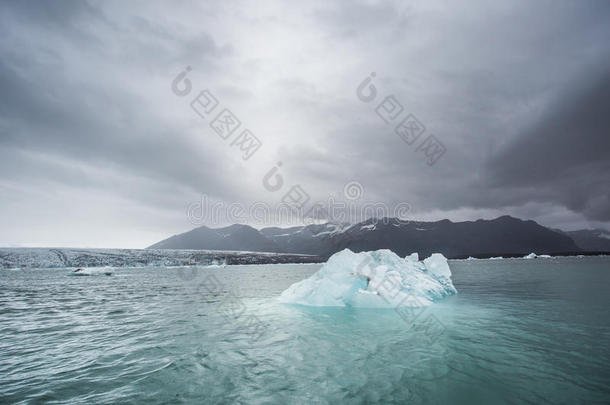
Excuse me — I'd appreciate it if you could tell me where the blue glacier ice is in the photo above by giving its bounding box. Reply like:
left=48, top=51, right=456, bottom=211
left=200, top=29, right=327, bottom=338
left=279, top=249, right=457, bottom=308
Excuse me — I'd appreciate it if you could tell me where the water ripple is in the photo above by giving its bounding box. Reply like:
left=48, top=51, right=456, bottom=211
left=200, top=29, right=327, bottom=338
left=1, top=260, right=609, bottom=403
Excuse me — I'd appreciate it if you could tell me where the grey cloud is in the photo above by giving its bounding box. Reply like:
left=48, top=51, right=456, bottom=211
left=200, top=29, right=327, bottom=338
left=486, top=66, right=610, bottom=221
left=313, top=0, right=410, bottom=38
left=0, top=1, right=240, bottom=201
left=1, top=0, right=610, bottom=247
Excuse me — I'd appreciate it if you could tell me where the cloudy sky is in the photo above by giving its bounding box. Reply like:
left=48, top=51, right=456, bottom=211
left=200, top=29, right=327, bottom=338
left=1, top=0, right=609, bottom=248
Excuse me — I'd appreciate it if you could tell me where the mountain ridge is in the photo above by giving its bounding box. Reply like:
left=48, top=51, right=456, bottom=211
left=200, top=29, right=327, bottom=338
left=147, top=215, right=602, bottom=259
left=559, top=229, right=610, bottom=252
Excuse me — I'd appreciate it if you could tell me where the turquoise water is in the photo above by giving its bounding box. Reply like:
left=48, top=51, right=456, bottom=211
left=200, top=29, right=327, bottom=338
left=1, top=257, right=609, bottom=404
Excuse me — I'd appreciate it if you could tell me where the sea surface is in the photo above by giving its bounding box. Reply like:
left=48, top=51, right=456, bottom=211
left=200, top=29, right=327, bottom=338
left=1, top=256, right=609, bottom=404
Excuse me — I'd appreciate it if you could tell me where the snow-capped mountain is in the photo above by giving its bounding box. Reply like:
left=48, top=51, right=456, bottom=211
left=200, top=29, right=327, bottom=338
left=149, top=216, right=583, bottom=258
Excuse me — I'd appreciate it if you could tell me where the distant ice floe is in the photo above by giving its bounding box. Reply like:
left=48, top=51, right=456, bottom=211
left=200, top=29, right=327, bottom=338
left=68, top=267, right=113, bottom=276
left=523, top=253, right=554, bottom=259
left=205, top=258, right=228, bottom=268
left=279, top=249, right=456, bottom=308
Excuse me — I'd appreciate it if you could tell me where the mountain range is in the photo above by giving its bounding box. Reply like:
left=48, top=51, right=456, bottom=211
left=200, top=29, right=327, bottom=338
left=148, top=216, right=610, bottom=259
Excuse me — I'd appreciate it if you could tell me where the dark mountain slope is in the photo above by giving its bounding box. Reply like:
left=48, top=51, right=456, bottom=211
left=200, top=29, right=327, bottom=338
left=149, top=216, right=581, bottom=259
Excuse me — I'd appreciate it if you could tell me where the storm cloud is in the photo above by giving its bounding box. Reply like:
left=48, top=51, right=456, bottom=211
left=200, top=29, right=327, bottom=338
left=1, top=0, right=609, bottom=247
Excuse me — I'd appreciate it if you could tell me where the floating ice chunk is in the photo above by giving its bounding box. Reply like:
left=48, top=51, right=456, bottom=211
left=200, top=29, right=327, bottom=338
left=278, top=249, right=457, bottom=308
left=69, top=267, right=113, bottom=276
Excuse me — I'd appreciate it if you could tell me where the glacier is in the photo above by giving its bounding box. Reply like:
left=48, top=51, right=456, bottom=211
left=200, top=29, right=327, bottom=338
left=0, top=248, right=321, bottom=269
left=279, top=249, right=457, bottom=308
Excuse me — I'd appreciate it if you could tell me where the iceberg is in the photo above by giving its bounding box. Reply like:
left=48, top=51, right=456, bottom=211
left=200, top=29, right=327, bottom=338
left=278, top=249, right=456, bottom=308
